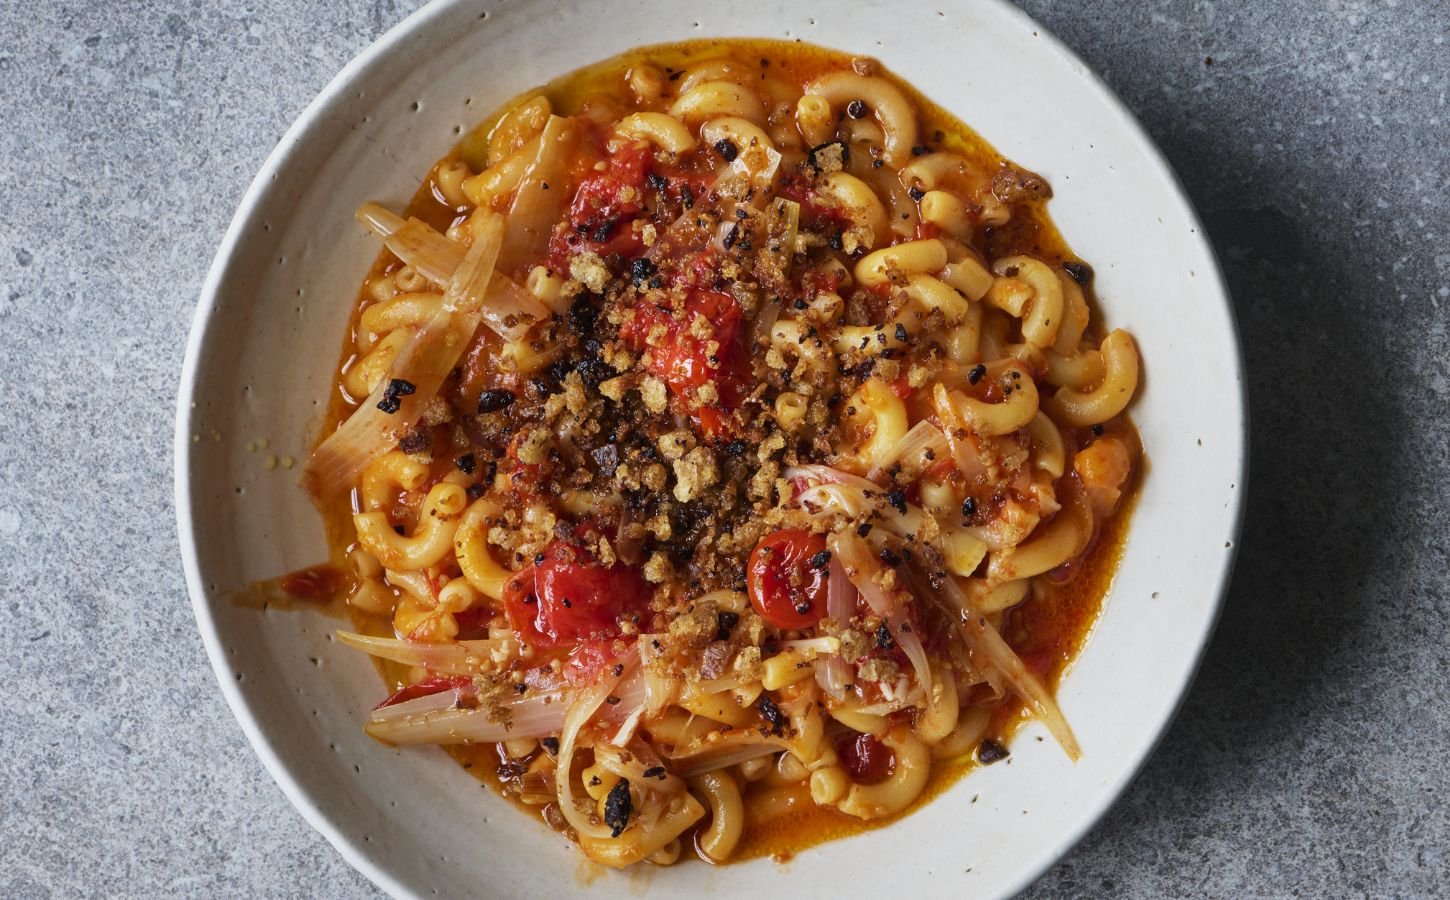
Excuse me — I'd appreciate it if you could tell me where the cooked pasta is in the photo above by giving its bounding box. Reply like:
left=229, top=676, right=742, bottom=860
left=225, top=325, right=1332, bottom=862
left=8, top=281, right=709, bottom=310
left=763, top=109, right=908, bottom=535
left=297, top=39, right=1142, bottom=869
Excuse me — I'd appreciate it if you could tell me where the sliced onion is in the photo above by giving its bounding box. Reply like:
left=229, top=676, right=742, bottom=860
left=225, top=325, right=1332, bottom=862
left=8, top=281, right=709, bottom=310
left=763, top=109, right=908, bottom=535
left=784, top=464, right=879, bottom=493
left=556, top=646, right=638, bottom=841
left=366, top=689, right=568, bottom=743
left=595, top=740, right=686, bottom=793
left=932, top=383, right=989, bottom=481
left=498, top=115, right=579, bottom=273
left=357, top=203, right=464, bottom=283
left=816, top=552, right=857, bottom=700
left=305, top=213, right=506, bottom=497
left=911, top=564, right=1081, bottom=760
left=337, top=631, right=510, bottom=675
left=829, top=531, right=933, bottom=694
left=369, top=685, right=471, bottom=723
left=865, top=420, right=951, bottom=484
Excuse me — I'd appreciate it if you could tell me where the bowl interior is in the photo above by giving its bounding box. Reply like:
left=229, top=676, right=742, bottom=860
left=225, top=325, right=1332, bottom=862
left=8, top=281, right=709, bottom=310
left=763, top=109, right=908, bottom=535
left=176, top=1, right=1244, bottom=897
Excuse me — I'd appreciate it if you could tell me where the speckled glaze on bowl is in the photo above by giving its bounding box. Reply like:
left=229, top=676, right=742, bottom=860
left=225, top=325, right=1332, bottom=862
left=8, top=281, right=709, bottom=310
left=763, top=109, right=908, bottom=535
left=174, top=1, right=1246, bottom=896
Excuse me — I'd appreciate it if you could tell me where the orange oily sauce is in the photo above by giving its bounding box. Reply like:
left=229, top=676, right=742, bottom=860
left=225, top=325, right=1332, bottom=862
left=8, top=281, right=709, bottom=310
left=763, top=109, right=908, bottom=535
left=310, top=38, right=1143, bottom=865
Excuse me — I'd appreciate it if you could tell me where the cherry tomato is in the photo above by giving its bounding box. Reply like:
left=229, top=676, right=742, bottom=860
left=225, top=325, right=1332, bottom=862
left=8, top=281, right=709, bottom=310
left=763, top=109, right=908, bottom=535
left=835, top=731, right=895, bottom=785
left=746, top=529, right=830, bottom=630
left=502, top=542, right=650, bottom=648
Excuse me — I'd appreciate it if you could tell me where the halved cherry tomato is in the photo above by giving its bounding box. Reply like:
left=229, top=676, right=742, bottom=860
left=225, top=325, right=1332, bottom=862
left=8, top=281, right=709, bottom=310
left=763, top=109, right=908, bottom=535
left=502, top=541, right=651, bottom=648
left=835, top=731, right=895, bottom=785
left=746, top=529, right=830, bottom=629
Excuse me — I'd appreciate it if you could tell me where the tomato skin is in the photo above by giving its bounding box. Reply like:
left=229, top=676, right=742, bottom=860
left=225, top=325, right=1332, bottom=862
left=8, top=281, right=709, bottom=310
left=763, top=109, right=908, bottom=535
left=746, top=530, right=830, bottom=630
left=374, top=676, right=471, bottom=710
left=835, top=732, right=895, bottom=785
left=563, top=639, right=625, bottom=687
left=502, top=542, right=650, bottom=649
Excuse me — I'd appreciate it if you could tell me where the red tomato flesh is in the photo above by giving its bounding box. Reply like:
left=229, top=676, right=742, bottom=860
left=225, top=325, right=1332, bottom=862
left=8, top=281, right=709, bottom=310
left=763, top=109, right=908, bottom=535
left=502, top=542, right=650, bottom=648
left=620, top=288, right=747, bottom=436
left=746, top=529, right=830, bottom=630
left=374, top=676, right=471, bottom=710
left=836, top=731, right=895, bottom=785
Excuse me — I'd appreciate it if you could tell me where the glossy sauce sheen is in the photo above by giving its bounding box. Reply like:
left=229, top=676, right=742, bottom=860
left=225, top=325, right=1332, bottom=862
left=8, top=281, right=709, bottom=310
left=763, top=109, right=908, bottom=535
left=310, top=38, right=1142, bottom=865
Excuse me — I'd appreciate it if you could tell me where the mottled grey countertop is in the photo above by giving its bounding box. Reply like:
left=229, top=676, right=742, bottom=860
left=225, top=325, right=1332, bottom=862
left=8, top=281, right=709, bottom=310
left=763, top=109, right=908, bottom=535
left=2, top=0, right=1447, bottom=897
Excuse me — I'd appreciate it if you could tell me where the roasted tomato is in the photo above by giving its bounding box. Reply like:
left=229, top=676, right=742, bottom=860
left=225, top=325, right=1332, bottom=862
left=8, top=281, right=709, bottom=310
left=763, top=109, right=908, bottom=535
left=620, top=289, right=747, bottom=437
left=502, top=542, right=651, bottom=648
left=835, top=731, right=895, bottom=785
left=746, top=529, right=830, bottom=629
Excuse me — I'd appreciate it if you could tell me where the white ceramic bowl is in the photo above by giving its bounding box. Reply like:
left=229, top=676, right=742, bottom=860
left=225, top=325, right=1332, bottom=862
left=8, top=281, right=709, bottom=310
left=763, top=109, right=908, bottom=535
left=175, top=1, right=1245, bottom=896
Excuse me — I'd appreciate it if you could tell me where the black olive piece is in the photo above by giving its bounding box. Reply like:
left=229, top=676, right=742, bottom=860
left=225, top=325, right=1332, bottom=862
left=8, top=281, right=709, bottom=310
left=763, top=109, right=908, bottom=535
left=875, top=622, right=894, bottom=650
left=604, top=779, right=633, bottom=837
left=1062, top=260, right=1093, bottom=284
left=757, top=694, right=786, bottom=736
left=476, top=389, right=516, bottom=414
left=978, top=739, right=1010, bottom=765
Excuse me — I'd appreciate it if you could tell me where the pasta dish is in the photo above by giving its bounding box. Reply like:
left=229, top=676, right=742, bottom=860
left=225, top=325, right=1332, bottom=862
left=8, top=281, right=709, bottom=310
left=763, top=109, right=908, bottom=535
left=299, top=39, right=1141, bottom=867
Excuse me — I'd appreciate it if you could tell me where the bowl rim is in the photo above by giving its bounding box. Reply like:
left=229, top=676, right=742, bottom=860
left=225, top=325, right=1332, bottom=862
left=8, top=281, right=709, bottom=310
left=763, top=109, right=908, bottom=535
left=173, top=1, right=1247, bottom=896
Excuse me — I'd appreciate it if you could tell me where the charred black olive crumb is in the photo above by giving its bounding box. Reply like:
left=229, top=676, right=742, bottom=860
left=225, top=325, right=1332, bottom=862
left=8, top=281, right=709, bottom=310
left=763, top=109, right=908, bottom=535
left=885, top=488, right=907, bottom=514
left=907, top=185, right=925, bottom=202
left=967, top=364, right=986, bottom=385
left=398, top=429, right=430, bottom=454
left=567, top=296, right=599, bottom=334
left=723, top=223, right=740, bottom=250
left=724, top=439, right=748, bottom=457
left=645, top=171, right=669, bottom=192
left=757, top=694, right=786, bottom=736
left=846, top=99, right=868, bottom=119
left=961, top=496, right=977, bottom=518
left=604, top=778, right=633, bottom=837
left=875, top=622, right=895, bottom=650
left=879, top=547, right=902, bottom=567
left=856, top=522, right=873, bottom=537
left=827, top=230, right=844, bottom=251
left=1091, top=424, right=1105, bottom=436
left=810, top=549, right=832, bottom=569
left=911, top=144, right=929, bottom=156
left=454, top=453, right=476, bottom=474
left=376, top=378, right=416, bottom=414
left=1062, top=260, right=1093, bottom=284
left=680, top=184, right=695, bottom=209
left=540, top=737, right=560, bottom=755
left=477, top=389, right=516, bottom=413
left=630, top=257, right=658, bottom=286
left=895, top=323, right=909, bottom=343
left=713, top=138, right=739, bottom=162
left=642, top=766, right=667, bottom=780
left=977, top=739, right=1010, bottom=765
left=465, top=483, right=485, bottom=500
left=715, top=610, right=740, bottom=640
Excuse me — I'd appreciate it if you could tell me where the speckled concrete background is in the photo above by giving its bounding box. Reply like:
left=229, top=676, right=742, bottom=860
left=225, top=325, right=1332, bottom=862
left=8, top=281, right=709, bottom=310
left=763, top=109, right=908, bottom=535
left=1, top=0, right=1445, bottom=896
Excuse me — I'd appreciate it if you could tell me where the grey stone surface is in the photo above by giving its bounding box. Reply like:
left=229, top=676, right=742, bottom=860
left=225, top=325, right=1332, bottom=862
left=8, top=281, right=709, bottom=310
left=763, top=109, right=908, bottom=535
left=0, top=0, right=1445, bottom=896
